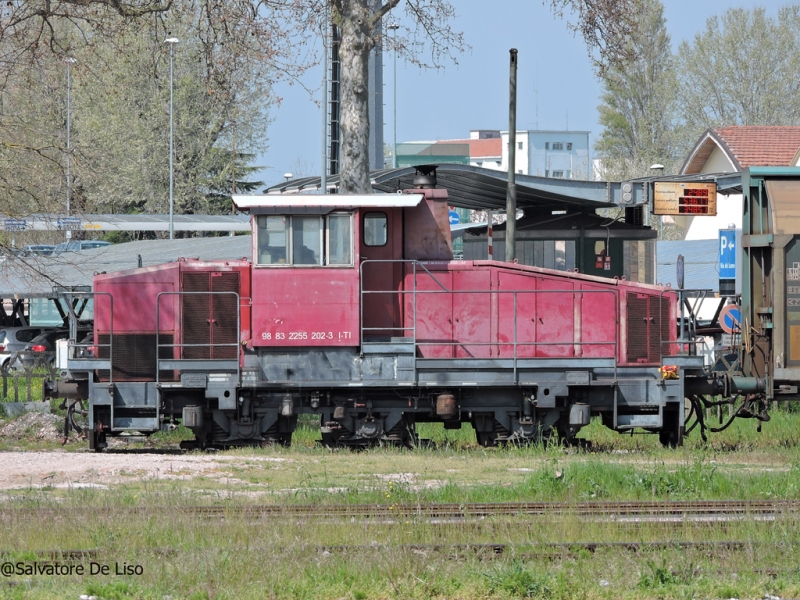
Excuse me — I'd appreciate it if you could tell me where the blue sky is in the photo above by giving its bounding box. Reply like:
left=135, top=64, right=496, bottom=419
left=256, top=1, right=785, bottom=188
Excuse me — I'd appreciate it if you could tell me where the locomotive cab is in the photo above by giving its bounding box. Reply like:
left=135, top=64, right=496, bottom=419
left=239, top=189, right=453, bottom=350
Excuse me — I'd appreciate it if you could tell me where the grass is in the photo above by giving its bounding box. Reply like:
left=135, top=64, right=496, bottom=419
left=3, top=410, right=800, bottom=598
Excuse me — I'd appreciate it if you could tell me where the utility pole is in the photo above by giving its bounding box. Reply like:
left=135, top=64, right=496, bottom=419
left=165, top=38, right=179, bottom=239
left=64, top=57, right=77, bottom=240
left=505, top=49, right=518, bottom=262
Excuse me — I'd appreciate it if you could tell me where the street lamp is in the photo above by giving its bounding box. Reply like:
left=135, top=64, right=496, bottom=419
left=165, top=37, right=179, bottom=240
left=64, top=57, right=77, bottom=239
left=387, top=23, right=399, bottom=168
left=650, top=163, right=665, bottom=240
left=284, top=172, right=293, bottom=183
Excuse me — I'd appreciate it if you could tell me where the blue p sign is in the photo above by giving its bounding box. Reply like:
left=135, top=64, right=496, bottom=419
left=719, top=229, right=736, bottom=279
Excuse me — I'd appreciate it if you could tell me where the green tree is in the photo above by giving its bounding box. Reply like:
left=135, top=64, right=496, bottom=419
left=594, top=0, right=679, bottom=179
left=0, top=3, right=269, bottom=235
left=676, top=6, right=800, bottom=134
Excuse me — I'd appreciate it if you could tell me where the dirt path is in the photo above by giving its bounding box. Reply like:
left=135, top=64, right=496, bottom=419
left=0, top=451, right=287, bottom=490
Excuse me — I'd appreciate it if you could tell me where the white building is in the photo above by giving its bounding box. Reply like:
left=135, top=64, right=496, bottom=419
left=398, top=129, right=590, bottom=179
left=501, top=130, right=590, bottom=179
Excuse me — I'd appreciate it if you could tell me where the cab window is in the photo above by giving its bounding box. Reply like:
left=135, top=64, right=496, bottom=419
left=257, top=216, right=289, bottom=264
left=364, top=212, right=387, bottom=246
left=327, top=214, right=352, bottom=265
left=256, top=214, right=352, bottom=266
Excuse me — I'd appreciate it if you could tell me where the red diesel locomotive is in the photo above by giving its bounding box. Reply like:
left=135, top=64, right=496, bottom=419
left=47, top=179, right=763, bottom=450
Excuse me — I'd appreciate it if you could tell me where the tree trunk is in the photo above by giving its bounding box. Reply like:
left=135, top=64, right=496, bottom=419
left=337, top=0, right=374, bottom=194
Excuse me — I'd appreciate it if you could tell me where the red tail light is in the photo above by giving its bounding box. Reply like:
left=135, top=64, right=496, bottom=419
left=0, top=345, right=5, bottom=353
left=31, top=344, right=47, bottom=353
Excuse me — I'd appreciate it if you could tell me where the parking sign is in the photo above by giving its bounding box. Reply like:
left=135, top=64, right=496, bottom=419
left=719, top=229, right=736, bottom=279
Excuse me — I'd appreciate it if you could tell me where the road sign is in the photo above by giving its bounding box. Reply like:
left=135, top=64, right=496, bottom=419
left=676, top=254, right=684, bottom=289
left=448, top=210, right=460, bottom=225
left=56, top=217, right=81, bottom=230
left=719, top=304, right=741, bottom=334
left=719, top=229, right=736, bottom=279
left=3, top=219, right=27, bottom=232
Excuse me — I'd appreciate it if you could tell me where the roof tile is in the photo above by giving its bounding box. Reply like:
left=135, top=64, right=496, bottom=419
left=714, top=126, right=800, bottom=168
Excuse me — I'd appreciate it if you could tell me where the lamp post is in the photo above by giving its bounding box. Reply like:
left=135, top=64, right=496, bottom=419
left=650, top=163, right=665, bottom=240
left=64, top=57, right=77, bottom=239
left=388, top=23, right=399, bottom=168
left=165, top=38, right=179, bottom=239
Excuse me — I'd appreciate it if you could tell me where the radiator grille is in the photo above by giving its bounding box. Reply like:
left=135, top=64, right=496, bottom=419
left=97, top=333, right=175, bottom=381
left=649, top=297, right=671, bottom=360
left=211, top=272, right=239, bottom=359
left=180, top=271, right=240, bottom=360
left=626, top=293, right=649, bottom=362
left=182, top=272, right=212, bottom=359
left=626, top=293, right=671, bottom=363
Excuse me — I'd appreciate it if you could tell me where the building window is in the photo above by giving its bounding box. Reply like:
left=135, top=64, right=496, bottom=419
left=364, top=212, right=388, bottom=246
left=553, top=170, right=564, bottom=178
left=545, top=142, right=550, bottom=150
left=565, top=170, right=572, bottom=179
left=256, top=214, right=352, bottom=266
left=545, top=170, right=550, bottom=177
left=566, top=142, right=573, bottom=151
left=518, top=142, right=523, bottom=150
left=517, top=169, right=523, bottom=174
left=552, top=142, right=564, bottom=151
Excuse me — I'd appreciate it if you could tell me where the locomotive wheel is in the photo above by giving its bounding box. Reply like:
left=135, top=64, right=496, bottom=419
left=658, top=429, right=681, bottom=448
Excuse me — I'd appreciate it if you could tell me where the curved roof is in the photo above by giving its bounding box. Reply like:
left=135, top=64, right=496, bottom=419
left=264, top=163, right=647, bottom=211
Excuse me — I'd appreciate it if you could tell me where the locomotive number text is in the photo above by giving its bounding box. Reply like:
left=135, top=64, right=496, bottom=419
left=261, top=331, right=351, bottom=341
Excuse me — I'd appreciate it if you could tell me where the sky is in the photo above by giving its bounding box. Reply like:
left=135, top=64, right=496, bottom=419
left=255, top=0, right=786, bottom=188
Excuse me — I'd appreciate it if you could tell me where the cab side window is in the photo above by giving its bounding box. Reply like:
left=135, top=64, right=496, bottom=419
left=327, top=214, right=352, bottom=265
left=257, top=216, right=289, bottom=264
left=364, top=212, right=387, bottom=246
left=292, top=216, right=322, bottom=265
left=256, top=214, right=352, bottom=266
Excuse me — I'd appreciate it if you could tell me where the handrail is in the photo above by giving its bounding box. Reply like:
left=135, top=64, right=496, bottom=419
left=359, top=260, right=625, bottom=382
left=58, top=290, right=114, bottom=382
left=155, top=291, right=241, bottom=384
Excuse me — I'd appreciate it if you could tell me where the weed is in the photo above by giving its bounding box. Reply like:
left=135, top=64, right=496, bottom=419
left=483, top=561, right=552, bottom=598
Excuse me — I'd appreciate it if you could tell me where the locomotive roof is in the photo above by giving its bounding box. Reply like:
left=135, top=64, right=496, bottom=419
left=232, top=193, right=425, bottom=212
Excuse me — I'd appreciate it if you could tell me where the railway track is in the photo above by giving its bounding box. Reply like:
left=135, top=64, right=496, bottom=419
left=0, top=540, right=764, bottom=562
left=2, top=499, right=798, bottom=520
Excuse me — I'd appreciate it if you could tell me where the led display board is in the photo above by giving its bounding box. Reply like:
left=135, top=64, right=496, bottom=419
left=653, top=182, right=717, bottom=216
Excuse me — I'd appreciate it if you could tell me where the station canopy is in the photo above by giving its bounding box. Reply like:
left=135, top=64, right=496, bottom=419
left=263, top=164, right=743, bottom=212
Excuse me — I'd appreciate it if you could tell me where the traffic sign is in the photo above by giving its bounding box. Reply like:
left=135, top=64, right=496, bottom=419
left=3, top=219, right=27, bottom=232
left=719, top=229, right=736, bottom=279
left=719, top=304, right=741, bottom=334
left=57, top=217, right=81, bottom=230
left=448, top=210, right=460, bottom=225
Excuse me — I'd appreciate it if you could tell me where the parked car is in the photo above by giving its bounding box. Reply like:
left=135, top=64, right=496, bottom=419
left=9, top=328, right=91, bottom=371
left=20, top=244, right=56, bottom=257
left=53, top=240, right=111, bottom=255
left=0, top=326, right=51, bottom=369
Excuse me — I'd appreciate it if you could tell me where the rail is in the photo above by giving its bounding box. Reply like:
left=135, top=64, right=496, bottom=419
left=155, top=291, right=241, bottom=383
left=359, top=260, right=620, bottom=382
left=658, top=288, right=714, bottom=367
left=58, top=291, right=114, bottom=379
